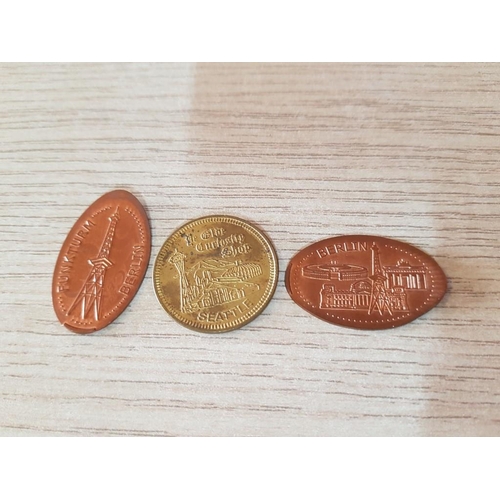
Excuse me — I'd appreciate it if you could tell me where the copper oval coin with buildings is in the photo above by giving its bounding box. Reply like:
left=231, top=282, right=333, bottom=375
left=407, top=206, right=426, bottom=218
left=52, top=190, right=151, bottom=334
left=153, top=215, right=278, bottom=333
left=286, top=236, right=447, bottom=330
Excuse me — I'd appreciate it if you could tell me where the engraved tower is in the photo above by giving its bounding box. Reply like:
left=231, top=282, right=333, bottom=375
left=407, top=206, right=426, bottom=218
left=368, top=243, right=393, bottom=316
left=68, top=208, right=120, bottom=320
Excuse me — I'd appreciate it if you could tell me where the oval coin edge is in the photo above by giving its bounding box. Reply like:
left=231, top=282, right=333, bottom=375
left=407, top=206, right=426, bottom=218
left=285, top=235, right=447, bottom=330
left=52, top=190, right=151, bottom=334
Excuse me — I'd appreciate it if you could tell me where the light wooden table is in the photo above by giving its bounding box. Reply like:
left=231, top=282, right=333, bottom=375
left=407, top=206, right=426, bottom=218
left=1, top=63, right=499, bottom=436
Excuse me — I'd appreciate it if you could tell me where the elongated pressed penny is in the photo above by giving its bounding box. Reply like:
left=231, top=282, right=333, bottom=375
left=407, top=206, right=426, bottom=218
left=286, top=235, right=447, bottom=330
left=52, top=190, right=151, bottom=334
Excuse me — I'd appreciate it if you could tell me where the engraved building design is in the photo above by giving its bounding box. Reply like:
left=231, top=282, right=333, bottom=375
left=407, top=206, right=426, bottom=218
left=320, top=280, right=371, bottom=310
left=303, top=263, right=368, bottom=281
left=169, top=250, right=262, bottom=313
left=310, top=243, right=421, bottom=315
left=383, top=260, right=427, bottom=289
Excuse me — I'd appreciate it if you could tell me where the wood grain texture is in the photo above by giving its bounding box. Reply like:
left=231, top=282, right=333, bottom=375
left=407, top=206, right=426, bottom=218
left=1, top=63, right=499, bottom=436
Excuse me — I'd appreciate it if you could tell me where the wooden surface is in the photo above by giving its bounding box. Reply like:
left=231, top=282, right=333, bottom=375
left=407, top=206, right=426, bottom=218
left=1, top=63, right=499, bottom=436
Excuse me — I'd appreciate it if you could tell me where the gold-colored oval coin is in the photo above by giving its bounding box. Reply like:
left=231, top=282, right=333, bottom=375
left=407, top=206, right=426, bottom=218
left=153, top=215, right=278, bottom=333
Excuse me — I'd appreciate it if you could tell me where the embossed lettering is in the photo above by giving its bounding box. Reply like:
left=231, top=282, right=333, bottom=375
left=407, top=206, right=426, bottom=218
left=316, top=241, right=367, bottom=258
left=196, top=299, right=252, bottom=322
left=57, top=274, right=70, bottom=292
left=201, top=227, right=225, bottom=240
left=195, top=233, right=248, bottom=255
left=119, top=245, right=145, bottom=295
left=82, top=220, right=96, bottom=231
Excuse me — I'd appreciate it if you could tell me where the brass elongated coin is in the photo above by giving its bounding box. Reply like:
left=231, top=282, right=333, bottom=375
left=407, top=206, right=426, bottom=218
left=52, top=190, right=151, bottom=334
left=286, top=235, right=447, bottom=330
left=154, top=216, right=278, bottom=333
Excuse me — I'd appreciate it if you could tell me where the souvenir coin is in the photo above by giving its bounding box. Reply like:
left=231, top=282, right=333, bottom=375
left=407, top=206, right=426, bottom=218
left=286, top=235, right=447, bottom=330
left=52, top=190, right=151, bottom=333
left=154, top=215, right=278, bottom=333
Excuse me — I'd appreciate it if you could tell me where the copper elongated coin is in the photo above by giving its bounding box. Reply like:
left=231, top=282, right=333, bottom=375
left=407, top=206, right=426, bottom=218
left=286, top=235, right=447, bottom=330
left=153, top=215, right=278, bottom=333
left=52, top=190, right=151, bottom=334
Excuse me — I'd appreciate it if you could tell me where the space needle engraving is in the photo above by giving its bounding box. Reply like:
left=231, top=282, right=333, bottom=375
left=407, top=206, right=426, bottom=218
left=68, top=208, right=120, bottom=320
